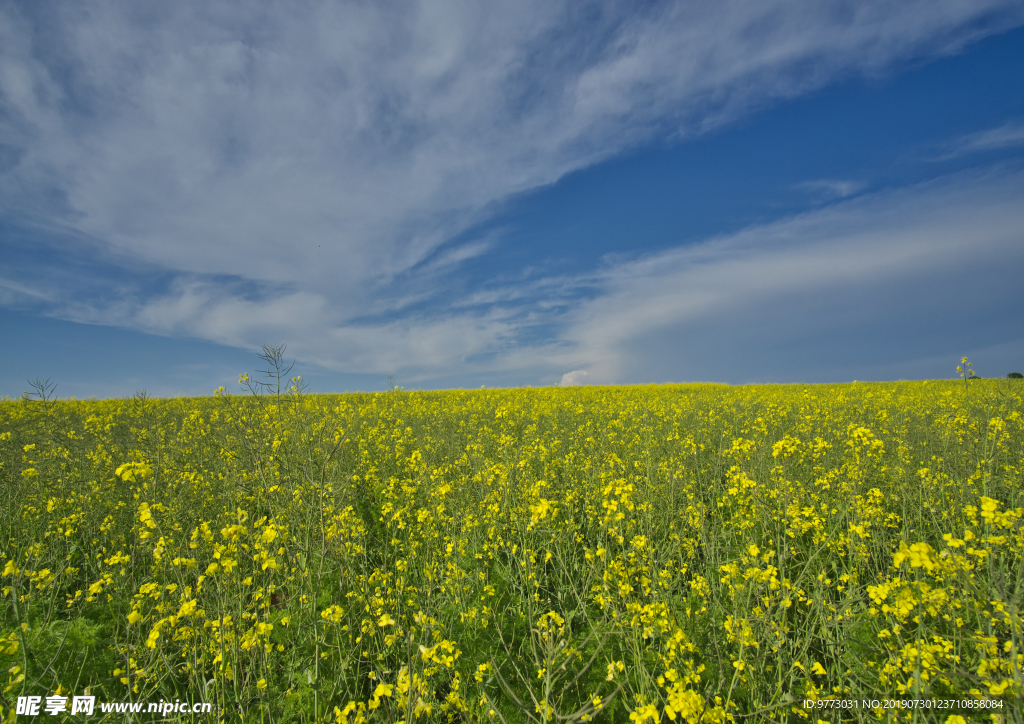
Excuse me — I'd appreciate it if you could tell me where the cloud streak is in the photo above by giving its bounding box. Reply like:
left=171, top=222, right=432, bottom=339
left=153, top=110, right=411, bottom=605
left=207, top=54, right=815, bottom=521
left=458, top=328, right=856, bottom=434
left=2, top=0, right=1023, bottom=383
left=794, top=179, right=867, bottom=199
left=52, top=165, right=1024, bottom=387
left=934, top=119, right=1024, bottom=159
left=558, top=167, right=1024, bottom=383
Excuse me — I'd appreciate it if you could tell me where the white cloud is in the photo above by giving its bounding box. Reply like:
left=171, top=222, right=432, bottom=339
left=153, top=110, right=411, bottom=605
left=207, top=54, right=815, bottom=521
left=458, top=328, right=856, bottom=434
left=0, top=277, right=53, bottom=305
left=559, top=370, right=589, bottom=387
left=555, top=167, right=1024, bottom=383
left=934, top=120, right=1024, bottom=159
left=795, top=179, right=867, bottom=199
left=126, top=166, right=1024, bottom=385
left=2, top=0, right=1023, bottom=381
left=21, top=166, right=1024, bottom=386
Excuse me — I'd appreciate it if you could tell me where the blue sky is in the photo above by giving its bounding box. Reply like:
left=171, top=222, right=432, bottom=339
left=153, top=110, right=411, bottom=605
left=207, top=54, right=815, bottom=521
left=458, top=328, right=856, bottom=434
left=2, top=0, right=1024, bottom=397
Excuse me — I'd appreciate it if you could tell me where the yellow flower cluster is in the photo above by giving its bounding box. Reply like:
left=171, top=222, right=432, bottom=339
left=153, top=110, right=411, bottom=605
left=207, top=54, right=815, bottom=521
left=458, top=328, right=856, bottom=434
left=1, top=378, right=1021, bottom=721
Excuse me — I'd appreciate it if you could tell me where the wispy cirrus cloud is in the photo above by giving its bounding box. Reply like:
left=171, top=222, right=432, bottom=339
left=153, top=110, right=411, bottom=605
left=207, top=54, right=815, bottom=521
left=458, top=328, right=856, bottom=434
left=2, top=0, right=1023, bottom=384
left=794, top=179, right=867, bottom=200
left=0, top=276, right=53, bottom=306
left=54, top=165, right=1024, bottom=387
left=554, top=166, right=1024, bottom=384
left=932, top=119, right=1024, bottom=159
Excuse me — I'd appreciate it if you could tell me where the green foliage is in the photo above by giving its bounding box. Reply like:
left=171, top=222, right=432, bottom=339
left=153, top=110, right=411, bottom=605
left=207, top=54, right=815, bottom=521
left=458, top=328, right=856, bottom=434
left=1, top=378, right=1022, bottom=722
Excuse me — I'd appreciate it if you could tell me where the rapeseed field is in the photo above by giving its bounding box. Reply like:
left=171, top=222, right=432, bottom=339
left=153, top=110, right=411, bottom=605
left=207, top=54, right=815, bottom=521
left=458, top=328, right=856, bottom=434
left=1, top=373, right=1022, bottom=722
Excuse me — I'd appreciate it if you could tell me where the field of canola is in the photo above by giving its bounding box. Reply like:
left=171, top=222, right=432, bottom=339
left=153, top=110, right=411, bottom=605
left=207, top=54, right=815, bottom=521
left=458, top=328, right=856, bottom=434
left=1, top=379, right=1023, bottom=723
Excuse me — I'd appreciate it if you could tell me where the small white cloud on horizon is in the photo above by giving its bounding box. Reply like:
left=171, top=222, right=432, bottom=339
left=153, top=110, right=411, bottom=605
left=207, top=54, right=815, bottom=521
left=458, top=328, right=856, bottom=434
left=559, top=370, right=589, bottom=386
